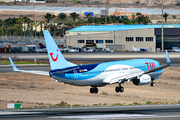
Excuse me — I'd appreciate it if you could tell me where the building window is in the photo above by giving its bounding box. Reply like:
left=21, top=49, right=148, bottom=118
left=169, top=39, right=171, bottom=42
left=136, top=37, right=143, bottom=41
left=78, top=40, right=84, bottom=43
left=146, top=37, right=153, bottom=41
left=86, top=40, right=94, bottom=43
left=105, top=40, right=113, bottom=43
left=126, top=37, right=134, bottom=41
left=96, top=40, right=103, bottom=43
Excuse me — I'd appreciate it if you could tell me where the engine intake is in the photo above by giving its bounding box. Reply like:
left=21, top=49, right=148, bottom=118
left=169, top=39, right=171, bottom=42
left=49, top=72, right=52, bottom=77
left=132, top=74, right=151, bottom=86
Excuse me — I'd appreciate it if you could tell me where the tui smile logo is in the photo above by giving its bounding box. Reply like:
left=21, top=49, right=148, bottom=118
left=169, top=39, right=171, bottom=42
left=50, top=49, right=58, bottom=62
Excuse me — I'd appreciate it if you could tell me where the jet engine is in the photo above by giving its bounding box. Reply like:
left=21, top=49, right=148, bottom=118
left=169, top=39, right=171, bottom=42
left=49, top=72, right=52, bottom=77
left=132, top=74, right=151, bottom=86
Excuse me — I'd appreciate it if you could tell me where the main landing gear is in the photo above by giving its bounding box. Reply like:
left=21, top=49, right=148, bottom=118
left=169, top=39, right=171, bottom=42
left=90, top=87, right=98, bottom=94
left=115, top=83, right=124, bottom=93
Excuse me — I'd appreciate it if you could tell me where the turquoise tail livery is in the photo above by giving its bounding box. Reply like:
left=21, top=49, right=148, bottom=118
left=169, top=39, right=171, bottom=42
left=43, top=30, right=76, bottom=70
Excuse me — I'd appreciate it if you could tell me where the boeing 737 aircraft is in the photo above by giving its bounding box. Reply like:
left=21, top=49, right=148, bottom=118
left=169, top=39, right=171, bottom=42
left=9, top=30, right=171, bottom=94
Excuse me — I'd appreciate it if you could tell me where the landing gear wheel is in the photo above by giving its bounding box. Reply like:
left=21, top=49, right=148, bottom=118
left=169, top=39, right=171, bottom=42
left=115, top=86, right=120, bottom=92
left=120, top=87, right=124, bottom=92
left=90, top=88, right=94, bottom=93
left=94, top=88, right=98, bottom=94
left=115, top=86, right=124, bottom=93
left=150, top=82, right=155, bottom=87
left=90, top=87, right=98, bottom=94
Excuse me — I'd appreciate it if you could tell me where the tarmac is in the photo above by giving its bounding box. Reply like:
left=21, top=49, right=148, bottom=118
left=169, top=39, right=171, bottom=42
left=0, top=104, right=180, bottom=120
left=1, top=51, right=180, bottom=59
left=1, top=52, right=180, bottom=119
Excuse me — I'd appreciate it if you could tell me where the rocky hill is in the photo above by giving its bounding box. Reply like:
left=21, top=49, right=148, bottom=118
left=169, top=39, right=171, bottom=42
left=1, top=0, right=180, bottom=9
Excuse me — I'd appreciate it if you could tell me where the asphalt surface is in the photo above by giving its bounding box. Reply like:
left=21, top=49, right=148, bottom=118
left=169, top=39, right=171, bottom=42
left=0, top=104, right=180, bottom=120
left=1, top=52, right=180, bottom=61
left=1, top=53, right=180, bottom=119
left=1, top=52, right=180, bottom=72
left=1, top=5, right=180, bottom=15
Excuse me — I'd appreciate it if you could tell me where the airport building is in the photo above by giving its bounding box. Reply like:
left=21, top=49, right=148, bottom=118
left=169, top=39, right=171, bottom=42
left=66, top=24, right=180, bottom=52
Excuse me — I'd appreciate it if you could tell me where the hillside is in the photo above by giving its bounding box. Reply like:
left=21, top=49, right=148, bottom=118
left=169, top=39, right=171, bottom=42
left=1, top=0, right=180, bottom=9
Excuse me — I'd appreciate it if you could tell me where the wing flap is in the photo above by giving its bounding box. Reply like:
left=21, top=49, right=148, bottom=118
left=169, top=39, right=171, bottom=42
left=110, top=71, right=144, bottom=84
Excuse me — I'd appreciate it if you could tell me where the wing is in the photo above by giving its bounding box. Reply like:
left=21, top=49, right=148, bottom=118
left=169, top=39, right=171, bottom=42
left=103, top=50, right=171, bottom=84
left=9, top=57, right=49, bottom=75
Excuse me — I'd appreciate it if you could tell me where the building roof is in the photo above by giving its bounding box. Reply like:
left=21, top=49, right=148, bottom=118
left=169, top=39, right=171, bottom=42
left=68, top=24, right=180, bottom=32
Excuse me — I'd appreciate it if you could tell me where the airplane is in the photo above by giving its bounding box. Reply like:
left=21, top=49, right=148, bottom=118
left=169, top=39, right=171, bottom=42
left=132, top=46, right=147, bottom=52
left=9, top=30, right=171, bottom=94
left=39, top=43, right=46, bottom=49
left=35, top=43, right=47, bottom=53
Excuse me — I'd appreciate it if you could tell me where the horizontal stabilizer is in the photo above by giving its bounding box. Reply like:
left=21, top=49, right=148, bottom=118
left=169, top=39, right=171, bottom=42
left=9, top=57, right=49, bottom=76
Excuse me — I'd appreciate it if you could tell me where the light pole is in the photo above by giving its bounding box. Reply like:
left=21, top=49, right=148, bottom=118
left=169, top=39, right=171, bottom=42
left=77, top=33, right=81, bottom=48
left=1, top=25, right=3, bottom=37
left=161, top=0, right=164, bottom=52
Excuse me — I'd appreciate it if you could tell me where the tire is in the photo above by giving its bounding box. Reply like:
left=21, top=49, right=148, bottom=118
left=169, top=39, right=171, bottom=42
left=150, top=82, right=155, bottom=87
left=120, top=87, right=124, bottom=92
left=90, top=88, right=94, bottom=93
left=115, top=87, right=120, bottom=92
left=94, top=88, right=98, bottom=94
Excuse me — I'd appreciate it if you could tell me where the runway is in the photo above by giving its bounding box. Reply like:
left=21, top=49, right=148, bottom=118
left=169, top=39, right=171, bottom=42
left=0, top=104, right=180, bottom=120
left=1, top=52, right=180, bottom=61
left=1, top=5, right=180, bottom=15
left=1, top=52, right=180, bottom=73
left=1, top=52, right=180, bottom=119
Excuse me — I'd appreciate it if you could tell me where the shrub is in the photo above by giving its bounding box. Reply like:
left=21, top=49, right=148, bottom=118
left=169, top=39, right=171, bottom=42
left=132, top=102, right=141, bottom=105
left=112, top=103, right=122, bottom=106
left=101, top=91, right=109, bottom=95
left=172, top=15, right=176, bottom=19
left=54, top=101, right=70, bottom=107
left=145, top=101, right=152, bottom=105
left=72, top=104, right=81, bottom=107
left=135, top=1, right=140, bottom=4
left=103, top=103, right=107, bottom=106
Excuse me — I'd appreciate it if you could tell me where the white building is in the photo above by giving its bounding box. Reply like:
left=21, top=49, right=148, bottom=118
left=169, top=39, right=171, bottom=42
left=66, top=24, right=180, bottom=52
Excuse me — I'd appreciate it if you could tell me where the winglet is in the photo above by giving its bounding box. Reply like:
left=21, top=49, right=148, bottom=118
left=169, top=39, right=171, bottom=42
left=165, top=50, right=171, bottom=65
left=9, top=57, right=19, bottom=71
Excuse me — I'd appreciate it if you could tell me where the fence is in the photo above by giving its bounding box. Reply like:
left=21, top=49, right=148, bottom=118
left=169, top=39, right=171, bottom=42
left=0, top=36, right=66, bottom=45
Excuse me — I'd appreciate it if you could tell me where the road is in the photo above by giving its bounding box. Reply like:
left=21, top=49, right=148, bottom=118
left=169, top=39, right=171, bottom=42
left=1, top=5, right=180, bottom=15
left=0, top=104, right=180, bottom=120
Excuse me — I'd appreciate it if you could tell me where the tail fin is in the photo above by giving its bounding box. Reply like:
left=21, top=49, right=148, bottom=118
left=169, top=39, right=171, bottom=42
left=165, top=50, right=171, bottom=65
left=39, top=43, right=46, bottom=49
left=43, top=30, right=76, bottom=70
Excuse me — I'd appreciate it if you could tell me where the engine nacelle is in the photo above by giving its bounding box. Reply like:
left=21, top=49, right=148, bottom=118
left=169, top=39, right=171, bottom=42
left=49, top=72, right=52, bottom=77
left=132, top=74, right=151, bottom=86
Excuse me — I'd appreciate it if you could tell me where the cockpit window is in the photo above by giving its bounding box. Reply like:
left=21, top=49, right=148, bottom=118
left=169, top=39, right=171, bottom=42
left=159, top=63, right=161, bottom=66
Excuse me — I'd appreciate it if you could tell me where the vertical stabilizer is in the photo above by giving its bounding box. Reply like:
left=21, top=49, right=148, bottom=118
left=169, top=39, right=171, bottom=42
left=165, top=50, right=171, bottom=65
left=39, top=43, right=46, bottom=49
left=43, top=30, right=76, bottom=70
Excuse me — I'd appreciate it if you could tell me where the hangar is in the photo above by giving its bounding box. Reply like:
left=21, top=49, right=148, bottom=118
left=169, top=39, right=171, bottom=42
left=66, top=24, right=180, bottom=52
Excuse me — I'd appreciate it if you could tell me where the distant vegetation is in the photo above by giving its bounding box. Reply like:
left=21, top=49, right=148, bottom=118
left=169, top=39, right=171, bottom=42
left=0, top=12, right=151, bottom=37
left=12, top=100, right=180, bottom=109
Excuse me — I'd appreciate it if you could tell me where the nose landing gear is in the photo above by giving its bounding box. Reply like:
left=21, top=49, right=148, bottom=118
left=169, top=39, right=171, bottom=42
left=150, top=81, right=155, bottom=87
left=150, top=79, right=155, bottom=87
